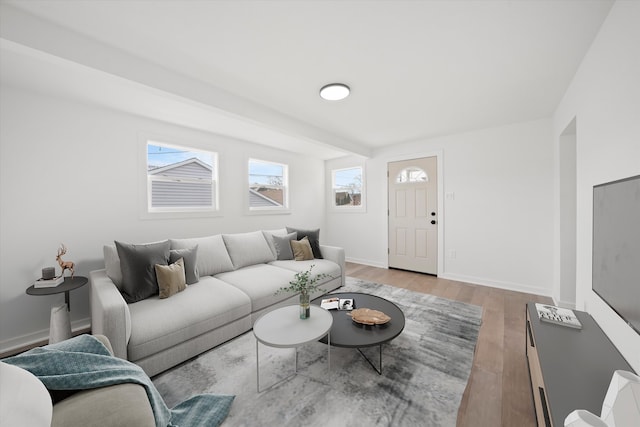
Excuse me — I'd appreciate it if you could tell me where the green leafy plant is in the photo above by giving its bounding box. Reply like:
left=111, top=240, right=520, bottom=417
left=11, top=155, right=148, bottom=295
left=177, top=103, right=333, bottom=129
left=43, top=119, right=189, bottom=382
left=275, top=264, right=332, bottom=296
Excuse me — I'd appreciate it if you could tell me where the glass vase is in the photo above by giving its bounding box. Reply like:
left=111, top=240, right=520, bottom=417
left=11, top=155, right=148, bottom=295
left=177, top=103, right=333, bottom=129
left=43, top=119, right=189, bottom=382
left=299, top=292, right=310, bottom=319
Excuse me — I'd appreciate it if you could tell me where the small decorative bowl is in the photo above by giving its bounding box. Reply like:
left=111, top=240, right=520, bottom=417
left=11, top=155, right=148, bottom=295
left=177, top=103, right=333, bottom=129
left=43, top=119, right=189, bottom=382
left=348, top=308, right=391, bottom=325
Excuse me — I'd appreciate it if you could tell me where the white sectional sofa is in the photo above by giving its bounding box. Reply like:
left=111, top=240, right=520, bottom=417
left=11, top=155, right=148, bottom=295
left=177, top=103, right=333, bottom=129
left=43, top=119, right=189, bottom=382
left=90, top=228, right=344, bottom=377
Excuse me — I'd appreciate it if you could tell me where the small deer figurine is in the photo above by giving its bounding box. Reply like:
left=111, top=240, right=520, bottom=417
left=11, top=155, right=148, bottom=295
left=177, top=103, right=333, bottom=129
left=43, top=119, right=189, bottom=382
left=56, top=244, right=75, bottom=278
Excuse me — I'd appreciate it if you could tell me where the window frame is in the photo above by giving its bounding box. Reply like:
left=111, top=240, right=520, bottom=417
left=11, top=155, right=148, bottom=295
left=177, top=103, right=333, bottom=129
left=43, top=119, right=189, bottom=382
left=141, top=138, right=220, bottom=219
left=247, top=158, right=290, bottom=214
left=330, top=165, right=366, bottom=212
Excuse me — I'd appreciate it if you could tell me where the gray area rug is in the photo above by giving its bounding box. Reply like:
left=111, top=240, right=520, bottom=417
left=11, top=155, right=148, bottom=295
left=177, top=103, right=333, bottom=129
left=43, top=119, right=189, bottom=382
left=153, top=277, right=483, bottom=427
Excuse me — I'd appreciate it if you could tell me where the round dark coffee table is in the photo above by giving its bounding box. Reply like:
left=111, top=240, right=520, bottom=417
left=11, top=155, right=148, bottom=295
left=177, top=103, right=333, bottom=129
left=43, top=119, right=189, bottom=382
left=26, top=276, right=88, bottom=311
left=311, top=292, right=405, bottom=374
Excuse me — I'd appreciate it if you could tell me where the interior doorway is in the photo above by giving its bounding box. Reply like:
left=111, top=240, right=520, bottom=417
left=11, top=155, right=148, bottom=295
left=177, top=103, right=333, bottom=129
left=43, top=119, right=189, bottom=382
left=388, top=157, right=438, bottom=275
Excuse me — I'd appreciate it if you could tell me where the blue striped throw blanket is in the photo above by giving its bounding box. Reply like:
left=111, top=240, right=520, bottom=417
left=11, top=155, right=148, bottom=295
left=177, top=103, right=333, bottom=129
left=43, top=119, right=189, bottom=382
left=2, top=334, right=234, bottom=427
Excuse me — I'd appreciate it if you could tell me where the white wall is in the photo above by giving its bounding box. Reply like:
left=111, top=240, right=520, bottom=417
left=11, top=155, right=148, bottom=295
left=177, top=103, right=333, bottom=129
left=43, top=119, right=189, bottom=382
left=326, top=118, right=555, bottom=296
left=556, top=122, right=577, bottom=308
left=0, top=84, right=325, bottom=353
left=553, top=0, right=640, bottom=372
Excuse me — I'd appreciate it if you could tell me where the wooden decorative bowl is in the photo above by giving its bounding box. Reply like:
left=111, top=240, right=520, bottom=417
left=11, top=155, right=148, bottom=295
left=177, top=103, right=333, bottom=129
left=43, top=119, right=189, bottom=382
left=347, top=308, right=391, bottom=325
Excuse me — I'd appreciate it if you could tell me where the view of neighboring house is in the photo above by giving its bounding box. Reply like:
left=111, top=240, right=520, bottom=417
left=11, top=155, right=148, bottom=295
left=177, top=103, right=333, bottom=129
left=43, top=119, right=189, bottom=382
left=249, top=187, right=283, bottom=207
left=335, top=191, right=361, bottom=206
left=148, top=157, right=284, bottom=208
left=148, top=158, right=213, bottom=208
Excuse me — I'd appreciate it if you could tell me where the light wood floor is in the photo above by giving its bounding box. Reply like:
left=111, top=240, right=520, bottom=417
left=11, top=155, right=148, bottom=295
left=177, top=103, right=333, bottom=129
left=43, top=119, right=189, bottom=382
left=345, top=262, right=553, bottom=427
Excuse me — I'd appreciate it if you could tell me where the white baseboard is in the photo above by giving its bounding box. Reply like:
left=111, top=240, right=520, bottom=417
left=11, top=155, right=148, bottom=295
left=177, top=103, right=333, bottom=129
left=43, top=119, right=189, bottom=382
left=345, top=257, right=388, bottom=269
left=0, top=317, right=90, bottom=355
left=438, top=272, right=553, bottom=298
left=345, top=260, right=553, bottom=298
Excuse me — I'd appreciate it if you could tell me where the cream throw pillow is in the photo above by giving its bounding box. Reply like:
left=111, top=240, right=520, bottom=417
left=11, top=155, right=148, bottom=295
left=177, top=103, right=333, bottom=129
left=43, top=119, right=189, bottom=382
left=155, top=258, right=187, bottom=299
left=290, top=236, right=314, bottom=261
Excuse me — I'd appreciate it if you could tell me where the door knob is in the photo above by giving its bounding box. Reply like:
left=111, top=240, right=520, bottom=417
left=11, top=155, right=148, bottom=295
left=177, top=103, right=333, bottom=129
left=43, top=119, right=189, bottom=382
left=431, top=220, right=436, bottom=225
left=431, top=212, right=436, bottom=216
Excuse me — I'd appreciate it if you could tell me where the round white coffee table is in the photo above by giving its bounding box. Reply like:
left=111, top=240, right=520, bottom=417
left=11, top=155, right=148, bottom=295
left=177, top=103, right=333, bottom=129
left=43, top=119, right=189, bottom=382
left=253, top=305, right=332, bottom=392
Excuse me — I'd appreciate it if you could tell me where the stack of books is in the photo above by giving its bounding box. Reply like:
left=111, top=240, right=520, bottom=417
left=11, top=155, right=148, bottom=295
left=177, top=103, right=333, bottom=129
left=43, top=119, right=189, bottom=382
left=34, top=276, right=65, bottom=288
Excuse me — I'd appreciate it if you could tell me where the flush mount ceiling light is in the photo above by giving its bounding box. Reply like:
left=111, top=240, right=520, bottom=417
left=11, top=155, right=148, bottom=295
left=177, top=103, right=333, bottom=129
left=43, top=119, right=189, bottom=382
left=319, top=83, right=350, bottom=101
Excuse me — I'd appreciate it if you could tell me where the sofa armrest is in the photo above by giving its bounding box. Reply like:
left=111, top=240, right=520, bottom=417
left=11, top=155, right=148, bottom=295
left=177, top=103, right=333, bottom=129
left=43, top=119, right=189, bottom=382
left=89, top=270, right=131, bottom=360
left=319, top=245, right=346, bottom=285
left=52, top=383, right=154, bottom=427
left=92, top=335, right=114, bottom=356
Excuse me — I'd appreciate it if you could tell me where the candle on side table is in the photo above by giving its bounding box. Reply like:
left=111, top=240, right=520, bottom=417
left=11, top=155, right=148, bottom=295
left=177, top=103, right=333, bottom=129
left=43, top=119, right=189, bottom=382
left=42, top=267, right=55, bottom=280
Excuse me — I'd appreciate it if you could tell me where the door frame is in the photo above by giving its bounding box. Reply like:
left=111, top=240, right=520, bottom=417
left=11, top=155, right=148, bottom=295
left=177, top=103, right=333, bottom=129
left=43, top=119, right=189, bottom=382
left=386, top=150, right=444, bottom=275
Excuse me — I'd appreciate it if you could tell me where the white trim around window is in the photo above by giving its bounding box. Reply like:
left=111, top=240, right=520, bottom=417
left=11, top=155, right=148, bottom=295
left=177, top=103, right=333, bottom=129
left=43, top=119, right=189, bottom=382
left=331, top=165, right=366, bottom=212
left=139, top=135, right=222, bottom=220
left=246, top=158, right=290, bottom=215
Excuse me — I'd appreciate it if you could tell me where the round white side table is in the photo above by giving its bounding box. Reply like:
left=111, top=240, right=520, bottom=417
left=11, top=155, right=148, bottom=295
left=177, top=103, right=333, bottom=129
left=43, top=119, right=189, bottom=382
left=253, top=305, right=332, bottom=392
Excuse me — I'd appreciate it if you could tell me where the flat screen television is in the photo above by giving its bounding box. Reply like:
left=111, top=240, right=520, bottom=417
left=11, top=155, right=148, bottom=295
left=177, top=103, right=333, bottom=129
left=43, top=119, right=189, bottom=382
left=592, top=174, right=640, bottom=335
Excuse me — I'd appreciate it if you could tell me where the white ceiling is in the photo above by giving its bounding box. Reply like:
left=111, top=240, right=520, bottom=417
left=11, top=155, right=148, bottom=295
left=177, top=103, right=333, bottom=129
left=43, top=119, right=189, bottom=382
left=0, top=0, right=615, bottom=158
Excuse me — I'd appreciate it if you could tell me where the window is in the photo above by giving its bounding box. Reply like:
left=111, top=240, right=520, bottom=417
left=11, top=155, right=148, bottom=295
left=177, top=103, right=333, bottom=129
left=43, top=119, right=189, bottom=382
left=147, top=141, right=218, bottom=212
left=396, top=166, right=427, bottom=183
left=248, top=159, right=288, bottom=211
left=332, top=166, right=364, bottom=209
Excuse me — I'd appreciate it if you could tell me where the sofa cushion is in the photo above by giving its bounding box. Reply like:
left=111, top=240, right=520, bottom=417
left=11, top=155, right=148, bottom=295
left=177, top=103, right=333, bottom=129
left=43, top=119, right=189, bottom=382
left=170, top=235, right=233, bottom=276
left=270, top=259, right=342, bottom=281
left=126, top=276, right=251, bottom=362
left=271, top=232, right=296, bottom=260
left=155, top=258, right=187, bottom=299
left=291, top=236, right=314, bottom=261
left=222, top=231, right=276, bottom=269
left=104, top=245, right=123, bottom=290
left=115, top=240, right=170, bottom=304
left=52, top=383, right=154, bottom=427
left=215, top=264, right=299, bottom=312
left=169, top=246, right=199, bottom=285
left=286, top=227, right=323, bottom=259
left=0, top=362, right=52, bottom=427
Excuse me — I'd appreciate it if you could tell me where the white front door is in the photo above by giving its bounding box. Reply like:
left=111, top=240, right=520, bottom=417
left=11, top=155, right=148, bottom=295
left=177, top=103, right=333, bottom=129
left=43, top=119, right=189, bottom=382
left=388, top=157, right=438, bottom=275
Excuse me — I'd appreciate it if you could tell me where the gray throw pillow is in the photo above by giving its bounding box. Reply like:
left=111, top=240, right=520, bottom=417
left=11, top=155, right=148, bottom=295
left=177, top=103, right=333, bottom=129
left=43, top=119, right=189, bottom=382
left=170, top=245, right=199, bottom=285
left=262, top=228, right=289, bottom=257
left=272, top=232, right=297, bottom=260
left=286, top=227, right=323, bottom=259
left=115, top=240, right=170, bottom=303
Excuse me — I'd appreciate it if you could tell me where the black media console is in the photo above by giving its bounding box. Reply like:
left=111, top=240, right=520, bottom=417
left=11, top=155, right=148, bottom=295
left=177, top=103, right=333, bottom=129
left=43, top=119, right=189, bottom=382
left=525, top=303, right=635, bottom=427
